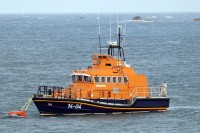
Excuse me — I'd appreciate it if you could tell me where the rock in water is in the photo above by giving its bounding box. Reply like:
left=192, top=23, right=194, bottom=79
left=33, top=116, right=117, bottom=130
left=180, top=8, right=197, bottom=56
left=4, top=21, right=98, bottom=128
left=193, top=18, right=200, bottom=22
left=133, top=16, right=142, bottom=21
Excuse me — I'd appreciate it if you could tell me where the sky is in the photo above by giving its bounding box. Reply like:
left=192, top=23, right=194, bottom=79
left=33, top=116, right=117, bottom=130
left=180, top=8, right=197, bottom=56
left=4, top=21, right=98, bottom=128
left=0, top=0, right=200, bottom=13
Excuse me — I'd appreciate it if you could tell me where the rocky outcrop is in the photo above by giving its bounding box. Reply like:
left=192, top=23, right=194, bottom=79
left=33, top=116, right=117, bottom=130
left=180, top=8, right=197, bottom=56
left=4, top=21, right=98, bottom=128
left=193, top=18, right=200, bottom=22
left=133, top=16, right=142, bottom=21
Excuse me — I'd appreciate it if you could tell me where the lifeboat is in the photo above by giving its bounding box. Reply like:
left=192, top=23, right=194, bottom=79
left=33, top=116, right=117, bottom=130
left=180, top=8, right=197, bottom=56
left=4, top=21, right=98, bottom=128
left=32, top=26, right=170, bottom=115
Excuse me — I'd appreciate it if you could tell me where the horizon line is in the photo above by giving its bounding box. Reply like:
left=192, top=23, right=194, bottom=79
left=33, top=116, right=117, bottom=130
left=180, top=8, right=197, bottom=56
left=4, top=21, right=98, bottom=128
left=0, top=11, right=200, bottom=14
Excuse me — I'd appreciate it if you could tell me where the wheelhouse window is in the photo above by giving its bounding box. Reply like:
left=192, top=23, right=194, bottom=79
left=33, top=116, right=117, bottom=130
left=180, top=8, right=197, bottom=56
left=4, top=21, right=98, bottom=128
left=84, top=75, right=92, bottom=82
left=72, top=75, right=76, bottom=83
left=76, top=75, right=82, bottom=81
left=94, top=76, right=99, bottom=83
left=118, top=77, right=122, bottom=83
left=72, top=73, right=92, bottom=83
left=107, top=77, right=111, bottom=83
left=124, top=76, right=128, bottom=83
left=101, top=77, right=105, bottom=83
left=112, top=77, right=117, bottom=83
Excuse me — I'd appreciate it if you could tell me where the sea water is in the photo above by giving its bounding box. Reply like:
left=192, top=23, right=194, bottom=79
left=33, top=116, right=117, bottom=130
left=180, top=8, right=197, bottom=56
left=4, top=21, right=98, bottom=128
left=0, top=13, right=200, bottom=133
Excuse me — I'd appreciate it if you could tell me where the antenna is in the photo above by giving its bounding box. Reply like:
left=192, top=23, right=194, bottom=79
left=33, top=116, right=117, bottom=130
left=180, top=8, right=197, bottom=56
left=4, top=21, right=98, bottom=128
left=118, top=26, right=121, bottom=60
left=97, top=14, right=101, bottom=54
left=122, top=22, right=126, bottom=47
left=109, top=18, right=112, bottom=42
left=117, top=13, right=119, bottom=35
left=108, top=19, right=125, bottom=61
left=118, top=26, right=121, bottom=48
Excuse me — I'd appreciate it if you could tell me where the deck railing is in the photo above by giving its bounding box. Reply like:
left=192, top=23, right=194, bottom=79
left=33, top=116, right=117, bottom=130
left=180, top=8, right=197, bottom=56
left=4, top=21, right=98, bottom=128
left=36, top=86, right=132, bottom=102
left=132, top=86, right=167, bottom=98
left=36, top=85, right=167, bottom=100
left=37, top=86, right=66, bottom=98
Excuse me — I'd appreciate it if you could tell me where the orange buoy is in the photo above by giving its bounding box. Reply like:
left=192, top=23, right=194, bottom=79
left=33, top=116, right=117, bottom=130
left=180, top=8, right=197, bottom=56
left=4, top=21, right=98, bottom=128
left=8, top=110, right=27, bottom=118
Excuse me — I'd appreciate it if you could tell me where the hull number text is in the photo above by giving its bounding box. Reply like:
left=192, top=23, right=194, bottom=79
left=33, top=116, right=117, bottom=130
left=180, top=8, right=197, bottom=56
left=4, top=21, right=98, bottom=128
left=68, top=104, right=82, bottom=109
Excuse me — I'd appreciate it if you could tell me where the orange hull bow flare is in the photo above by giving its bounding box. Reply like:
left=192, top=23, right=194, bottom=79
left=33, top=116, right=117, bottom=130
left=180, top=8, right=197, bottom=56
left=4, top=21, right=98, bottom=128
left=8, top=111, right=26, bottom=118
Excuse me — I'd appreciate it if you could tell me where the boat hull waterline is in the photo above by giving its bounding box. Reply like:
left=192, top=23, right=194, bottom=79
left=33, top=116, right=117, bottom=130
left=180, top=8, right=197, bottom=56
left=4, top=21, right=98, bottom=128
left=33, top=97, right=169, bottom=115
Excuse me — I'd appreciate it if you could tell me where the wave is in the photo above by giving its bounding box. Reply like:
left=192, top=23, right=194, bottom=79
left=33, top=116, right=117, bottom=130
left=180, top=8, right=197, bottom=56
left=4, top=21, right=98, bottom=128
left=165, top=16, right=173, bottom=19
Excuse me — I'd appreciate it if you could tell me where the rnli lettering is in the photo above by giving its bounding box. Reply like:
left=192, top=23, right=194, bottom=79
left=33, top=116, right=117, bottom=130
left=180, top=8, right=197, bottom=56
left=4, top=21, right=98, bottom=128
left=68, top=104, right=82, bottom=109
left=96, top=85, right=106, bottom=87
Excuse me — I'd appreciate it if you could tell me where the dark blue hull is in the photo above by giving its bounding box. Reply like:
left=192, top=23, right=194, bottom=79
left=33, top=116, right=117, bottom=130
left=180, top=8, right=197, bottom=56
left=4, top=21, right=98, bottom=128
left=32, top=97, right=170, bottom=115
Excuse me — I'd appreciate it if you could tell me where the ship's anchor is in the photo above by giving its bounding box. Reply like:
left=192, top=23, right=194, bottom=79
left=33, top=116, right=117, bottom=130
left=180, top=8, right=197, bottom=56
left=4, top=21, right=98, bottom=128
left=8, top=95, right=33, bottom=118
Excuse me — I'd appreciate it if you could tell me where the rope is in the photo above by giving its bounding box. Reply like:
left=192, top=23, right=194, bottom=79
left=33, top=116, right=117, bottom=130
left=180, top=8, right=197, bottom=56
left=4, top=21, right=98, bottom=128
left=20, top=95, right=33, bottom=111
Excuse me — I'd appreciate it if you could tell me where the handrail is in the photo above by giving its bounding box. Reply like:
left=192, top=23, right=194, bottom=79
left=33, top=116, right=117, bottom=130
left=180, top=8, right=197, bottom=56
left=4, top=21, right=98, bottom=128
left=36, top=85, right=168, bottom=101
left=36, top=86, right=130, bottom=99
left=133, top=86, right=167, bottom=98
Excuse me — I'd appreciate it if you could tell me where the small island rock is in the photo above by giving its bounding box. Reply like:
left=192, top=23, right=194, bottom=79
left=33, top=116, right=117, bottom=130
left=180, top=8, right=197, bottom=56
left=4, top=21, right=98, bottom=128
left=193, top=18, right=200, bottom=22
left=133, top=16, right=142, bottom=21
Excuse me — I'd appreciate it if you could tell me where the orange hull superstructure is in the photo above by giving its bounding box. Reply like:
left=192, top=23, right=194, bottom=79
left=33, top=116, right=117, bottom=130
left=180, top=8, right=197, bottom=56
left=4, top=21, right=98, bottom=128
left=53, top=54, right=149, bottom=100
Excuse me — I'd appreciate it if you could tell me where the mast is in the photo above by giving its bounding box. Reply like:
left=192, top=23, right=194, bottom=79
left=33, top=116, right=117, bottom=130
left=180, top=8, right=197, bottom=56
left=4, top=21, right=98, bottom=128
left=97, top=14, right=101, bottom=54
left=118, top=26, right=121, bottom=64
left=109, top=18, right=112, bottom=42
left=108, top=26, right=125, bottom=61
